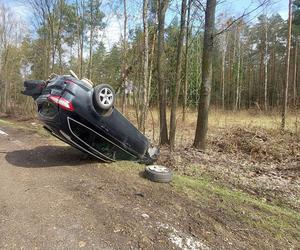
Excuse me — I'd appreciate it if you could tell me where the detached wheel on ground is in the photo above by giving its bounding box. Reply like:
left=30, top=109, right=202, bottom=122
left=144, top=165, right=172, bottom=183
left=93, top=84, right=115, bottom=112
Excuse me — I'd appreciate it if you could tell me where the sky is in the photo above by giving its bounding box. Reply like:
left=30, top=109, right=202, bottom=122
left=1, top=0, right=289, bottom=50
left=218, top=0, right=288, bottom=20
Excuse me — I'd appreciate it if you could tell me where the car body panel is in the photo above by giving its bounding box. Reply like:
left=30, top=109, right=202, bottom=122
left=22, top=75, right=154, bottom=163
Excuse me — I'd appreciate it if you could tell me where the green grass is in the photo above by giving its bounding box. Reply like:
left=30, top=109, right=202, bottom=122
left=0, top=118, right=51, bottom=138
left=0, top=118, right=14, bottom=125
left=172, top=174, right=300, bottom=241
left=108, top=161, right=300, bottom=242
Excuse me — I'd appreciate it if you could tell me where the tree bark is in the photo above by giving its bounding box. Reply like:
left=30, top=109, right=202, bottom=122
left=235, top=36, right=241, bottom=111
left=148, top=32, right=156, bottom=103
left=80, top=30, right=84, bottom=77
left=76, top=0, right=85, bottom=79
left=182, top=0, right=191, bottom=121
left=169, top=0, right=187, bottom=150
left=121, top=0, right=128, bottom=114
left=193, top=0, right=217, bottom=150
left=88, top=1, right=94, bottom=80
left=232, top=27, right=237, bottom=109
left=293, top=38, right=298, bottom=107
left=221, top=37, right=226, bottom=110
left=139, top=0, right=149, bottom=133
left=228, top=42, right=232, bottom=108
left=157, top=0, right=169, bottom=145
left=264, top=16, right=268, bottom=111
left=43, top=18, right=50, bottom=78
left=3, top=48, right=9, bottom=113
left=76, top=0, right=82, bottom=78
left=281, top=0, right=292, bottom=130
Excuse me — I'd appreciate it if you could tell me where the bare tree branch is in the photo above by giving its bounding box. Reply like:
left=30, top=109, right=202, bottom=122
left=214, top=0, right=270, bottom=36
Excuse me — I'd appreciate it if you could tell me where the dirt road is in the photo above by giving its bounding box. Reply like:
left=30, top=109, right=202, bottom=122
left=0, top=121, right=299, bottom=250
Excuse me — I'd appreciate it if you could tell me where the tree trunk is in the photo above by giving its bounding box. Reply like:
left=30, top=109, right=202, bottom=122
left=247, top=62, right=251, bottom=108
left=264, top=16, right=268, bottom=111
left=148, top=32, right=156, bottom=103
left=58, top=45, right=63, bottom=74
left=281, top=0, right=292, bottom=130
left=239, top=45, right=243, bottom=109
left=53, top=0, right=64, bottom=74
left=259, top=39, right=264, bottom=107
left=44, top=18, right=50, bottom=79
left=76, top=0, right=82, bottom=78
left=272, top=41, right=276, bottom=108
left=139, top=0, right=149, bottom=133
left=157, top=0, right=169, bottom=145
left=221, top=41, right=226, bottom=110
left=77, top=21, right=81, bottom=77
left=227, top=43, right=232, bottom=108
left=50, top=15, right=55, bottom=72
left=293, top=38, right=298, bottom=107
left=235, top=32, right=241, bottom=111
left=3, top=49, right=9, bottom=113
left=88, top=1, right=93, bottom=80
left=88, top=29, right=93, bottom=80
left=193, top=0, right=217, bottom=150
left=80, top=0, right=85, bottom=78
left=182, top=0, right=191, bottom=121
left=169, top=0, right=187, bottom=150
left=121, top=0, right=128, bottom=114
left=80, top=33, right=84, bottom=77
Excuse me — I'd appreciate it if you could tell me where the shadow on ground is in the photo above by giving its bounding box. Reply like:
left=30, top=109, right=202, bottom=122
left=5, top=145, right=98, bottom=168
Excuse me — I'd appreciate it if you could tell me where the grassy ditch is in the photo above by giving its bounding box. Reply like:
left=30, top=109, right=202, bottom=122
left=172, top=174, right=300, bottom=241
left=110, top=161, right=300, bottom=244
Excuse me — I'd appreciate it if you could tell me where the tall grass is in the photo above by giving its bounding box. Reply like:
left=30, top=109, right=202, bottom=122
left=122, top=106, right=300, bottom=144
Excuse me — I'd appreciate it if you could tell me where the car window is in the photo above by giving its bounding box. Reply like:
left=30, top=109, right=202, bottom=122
left=69, top=119, right=135, bottom=161
left=91, top=134, right=135, bottom=161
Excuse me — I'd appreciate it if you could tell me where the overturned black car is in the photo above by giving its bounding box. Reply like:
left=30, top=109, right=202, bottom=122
left=22, top=70, right=158, bottom=164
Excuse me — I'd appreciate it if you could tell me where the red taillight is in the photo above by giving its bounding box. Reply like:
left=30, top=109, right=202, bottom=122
left=48, top=95, right=60, bottom=104
left=48, top=95, right=74, bottom=111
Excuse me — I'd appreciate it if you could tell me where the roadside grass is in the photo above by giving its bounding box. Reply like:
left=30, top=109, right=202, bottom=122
left=124, top=108, right=300, bottom=145
left=110, top=161, right=300, bottom=243
left=173, top=175, right=300, bottom=240
left=0, top=119, right=14, bottom=126
left=0, top=118, right=51, bottom=138
left=125, top=107, right=300, bottom=130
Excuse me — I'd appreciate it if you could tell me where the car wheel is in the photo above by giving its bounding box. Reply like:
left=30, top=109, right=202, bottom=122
left=144, top=165, right=172, bottom=183
left=93, top=84, right=115, bottom=111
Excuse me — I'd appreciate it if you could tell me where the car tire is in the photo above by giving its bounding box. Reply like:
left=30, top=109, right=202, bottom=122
left=144, top=165, right=172, bottom=183
left=93, top=84, right=115, bottom=111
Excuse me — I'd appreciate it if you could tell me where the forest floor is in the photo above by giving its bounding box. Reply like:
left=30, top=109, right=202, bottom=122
left=0, top=110, right=299, bottom=249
